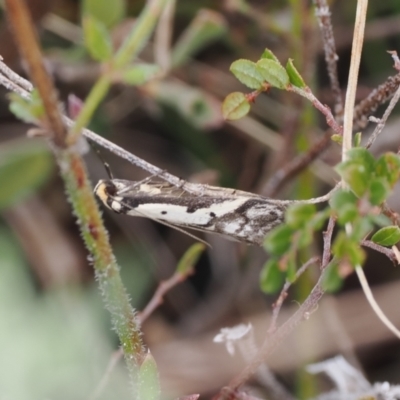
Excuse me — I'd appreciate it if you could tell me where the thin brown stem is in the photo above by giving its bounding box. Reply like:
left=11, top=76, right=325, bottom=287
left=261, top=130, right=332, bottom=197
left=290, top=86, right=342, bottom=134
left=268, top=256, right=320, bottom=334
left=365, top=81, right=400, bottom=149
left=360, top=239, right=398, bottom=265
left=353, top=73, right=400, bottom=130
left=322, top=216, right=336, bottom=269
left=313, top=0, right=343, bottom=116
left=381, top=202, right=400, bottom=227
left=214, top=217, right=336, bottom=398
left=5, top=0, right=67, bottom=147
left=139, top=269, right=194, bottom=323
left=221, top=275, right=325, bottom=397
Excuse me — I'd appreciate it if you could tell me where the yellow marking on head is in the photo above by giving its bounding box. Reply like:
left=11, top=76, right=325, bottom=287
left=94, top=180, right=111, bottom=209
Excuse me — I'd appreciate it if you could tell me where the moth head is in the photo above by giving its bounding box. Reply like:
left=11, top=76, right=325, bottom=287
left=94, top=179, right=119, bottom=209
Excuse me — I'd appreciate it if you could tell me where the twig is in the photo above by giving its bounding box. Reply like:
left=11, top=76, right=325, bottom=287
left=139, top=269, right=194, bottom=323
left=0, top=57, right=209, bottom=195
left=221, top=274, right=326, bottom=397
left=289, top=85, right=342, bottom=134
left=381, top=202, right=400, bottom=227
left=0, top=55, right=33, bottom=92
left=360, top=239, right=399, bottom=265
left=214, top=220, right=336, bottom=398
left=261, top=130, right=332, bottom=197
left=353, top=72, right=400, bottom=130
left=365, top=80, right=400, bottom=148
left=313, top=0, right=343, bottom=116
left=322, top=216, right=336, bottom=269
left=268, top=256, right=320, bottom=334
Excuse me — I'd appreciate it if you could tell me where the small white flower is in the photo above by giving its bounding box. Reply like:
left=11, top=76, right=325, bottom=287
left=213, top=323, right=252, bottom=355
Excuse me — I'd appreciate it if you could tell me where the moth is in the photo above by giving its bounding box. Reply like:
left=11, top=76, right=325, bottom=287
left=94, top=178, right=294, bottom=245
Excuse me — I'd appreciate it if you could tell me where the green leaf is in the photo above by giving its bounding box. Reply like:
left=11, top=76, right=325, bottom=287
left=368, top=178, right=390, bottom=205
left=330, top=190, right=359, bottom=225
left=229, top=59, right=265, bottom=89
left=322, top=260, right=343, bottom=292
left=371, top=226, right=400, bottom=246
left=256, top=58, right=290, bottom=89
left=297, top=227, right=313, bottom=249
left=329, top=189, right=357, bottom=211
left=0, top=141, right=53, bottom=210
left=336, top=162, right=369, bottom=197
left=83, top=16, right=113, bottom=61
left=222, top=92, right=250, bottom=120
left=336, top=203, right=358, bottom=225
left=354, top=132, right=362, bottom=147
left=9, top=90, right=45, bottom=124
left=307, top=210, right=330, bottom=231
left=346, top=148, right=376, bottom=175
left=171, top=10, right=227, bottom=68
left=285, top=250, right=297, bottom=282
left=82, top=0, right=125, bottom=27
left=264, top=224, right=293, bottom=256
left=176, top=243, right=206, bottom=275
left=286, top=59, right=306, bottom=88
left=332, top=232, right=365, bottom=266
left=375, top=153, right=400, bottom=186
left=350, top=217, right=373, bottom=242
left=121, top=63, right=160, bottom=85
left=369, top=213, right=391, bottom=227
left=285, top=203, right=316, bottom=229
left=260, top=48, right=280, bottom=63
left=260, top=258, right=285, bottom=294
left=138, top=351, right=160, bottom=400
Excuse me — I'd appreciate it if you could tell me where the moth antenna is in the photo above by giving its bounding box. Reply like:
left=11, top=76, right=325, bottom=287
left=103, top=161, right=114, bottom=180
left=89, top=141, right=114, bottom=179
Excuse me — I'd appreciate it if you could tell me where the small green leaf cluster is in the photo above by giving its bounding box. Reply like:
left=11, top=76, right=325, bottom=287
left=261, top=204, right=329, bottom=294
left=329, top=148, right=400, bottom=268
left=336, top=148, right=400, bottom=204
left=261, top=148, right=400, bottom=295
left=222, top=48, right=305, bottom=120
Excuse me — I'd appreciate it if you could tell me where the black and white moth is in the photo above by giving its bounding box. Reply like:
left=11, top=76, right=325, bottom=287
left=94, top=178, right=293, bottom=245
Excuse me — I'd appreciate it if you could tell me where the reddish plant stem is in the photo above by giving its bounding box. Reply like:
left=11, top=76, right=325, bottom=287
left=139, top=269, right=194, bottom=323
left=268, top=256, right=320, bottom=334
left=214, top=217, right=337, bottom=399
left=289, top=86, right=343, bottom=134
left=361, top=239, right=398, bottom=265
left=322, top=216, right=336, bottom=268
left=353, top=73, right=400, bottom=130
left=313, top=0, right=343, bottom=116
